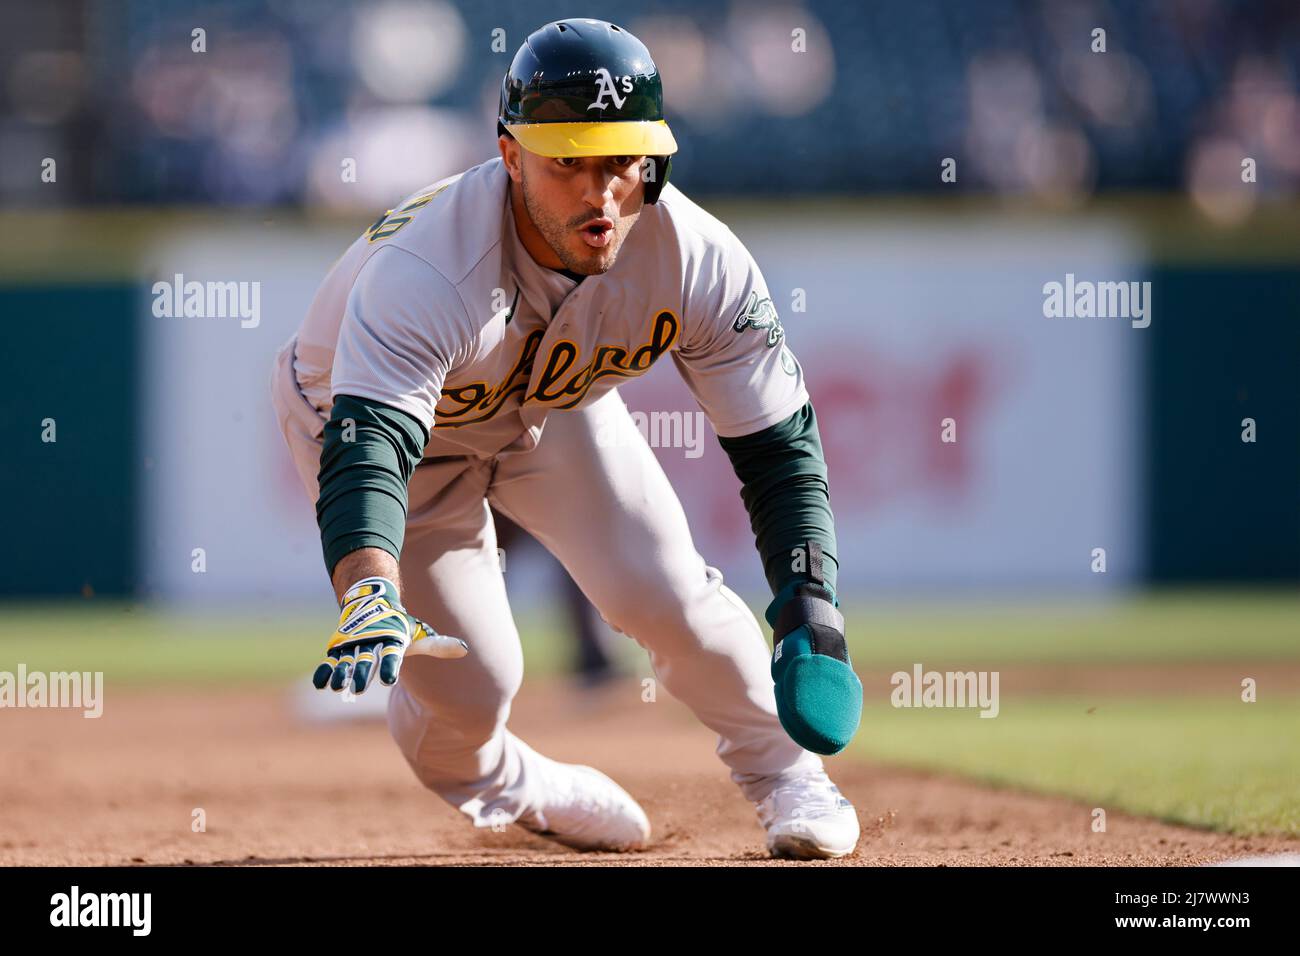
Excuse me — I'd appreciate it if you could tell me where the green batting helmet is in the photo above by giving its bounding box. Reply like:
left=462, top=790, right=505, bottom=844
left=498, top=18, right=677, bottom=203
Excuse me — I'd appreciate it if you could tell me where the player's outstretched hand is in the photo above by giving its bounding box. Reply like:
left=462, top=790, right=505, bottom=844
left=312, top=576, right=468, bottom=695
left=765, top=580, right=862, bottom=755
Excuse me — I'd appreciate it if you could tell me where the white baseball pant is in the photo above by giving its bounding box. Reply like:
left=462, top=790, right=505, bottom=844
left=271, top=337, right=822, bottom=827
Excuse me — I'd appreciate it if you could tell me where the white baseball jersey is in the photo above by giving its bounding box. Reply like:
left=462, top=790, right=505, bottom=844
left=292, top=157, right=806, bottom=458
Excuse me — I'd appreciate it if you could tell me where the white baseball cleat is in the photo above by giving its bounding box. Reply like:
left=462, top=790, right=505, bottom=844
left=755, top=770, right=860, bottom=860
left=516, top=760, right=651, bottom=852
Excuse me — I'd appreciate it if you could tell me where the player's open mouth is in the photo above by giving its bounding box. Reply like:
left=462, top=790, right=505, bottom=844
left=579, top=218, right=614, bottom=249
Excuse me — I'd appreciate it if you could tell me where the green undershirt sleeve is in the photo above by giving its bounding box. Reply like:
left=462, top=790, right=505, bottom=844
left=316, top=394, right=429, bottom=577
left=716, top=401, right=838, bottom=596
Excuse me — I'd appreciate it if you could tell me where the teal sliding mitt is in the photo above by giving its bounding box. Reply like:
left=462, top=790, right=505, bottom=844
left=765, top=560, right=862, bottom=755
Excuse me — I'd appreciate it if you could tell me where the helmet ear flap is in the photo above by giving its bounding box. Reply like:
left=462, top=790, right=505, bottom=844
left=644, top=155, right=671, bottom=204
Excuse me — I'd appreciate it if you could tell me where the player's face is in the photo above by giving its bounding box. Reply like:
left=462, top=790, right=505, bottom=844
left=513, top=144, right=646, bottom=275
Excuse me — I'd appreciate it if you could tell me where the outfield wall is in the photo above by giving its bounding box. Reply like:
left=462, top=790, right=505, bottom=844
left=0, top=203, right=1295, bottom=599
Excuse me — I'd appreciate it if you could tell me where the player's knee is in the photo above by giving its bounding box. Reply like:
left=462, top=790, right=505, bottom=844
left=396, top=655, right=518, bottom=736
left=600, top=572, right=706, bottom=652
left=450, top=693, right=512, bottom=743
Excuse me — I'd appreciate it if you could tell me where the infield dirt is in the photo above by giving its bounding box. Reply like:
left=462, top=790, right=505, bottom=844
left=2, top=678, right=1295, bottom=866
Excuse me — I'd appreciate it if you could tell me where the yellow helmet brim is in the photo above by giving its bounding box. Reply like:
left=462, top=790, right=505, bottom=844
left=505, top=119, right=678, bottom=158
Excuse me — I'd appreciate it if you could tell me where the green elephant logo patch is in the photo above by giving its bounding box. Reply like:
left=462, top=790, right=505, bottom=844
left=733, top=291, right=785, bottom=348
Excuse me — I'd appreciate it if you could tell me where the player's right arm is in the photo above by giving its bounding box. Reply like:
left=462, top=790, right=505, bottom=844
left=310, top=393, right=468, bottom=695
left=309, top=246, right=477, bottom=695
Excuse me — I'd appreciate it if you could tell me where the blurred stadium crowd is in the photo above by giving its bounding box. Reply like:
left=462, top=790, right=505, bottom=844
left=2, top=0, right=1298, bottom=211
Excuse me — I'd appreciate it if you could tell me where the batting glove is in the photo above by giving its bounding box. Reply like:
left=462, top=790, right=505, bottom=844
left=312, top=577, right=468, bottom=695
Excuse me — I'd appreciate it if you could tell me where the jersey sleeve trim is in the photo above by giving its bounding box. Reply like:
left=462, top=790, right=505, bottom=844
left=324, top=382, right=437, bottom=435
left=706, top=385, right=810, bottom=439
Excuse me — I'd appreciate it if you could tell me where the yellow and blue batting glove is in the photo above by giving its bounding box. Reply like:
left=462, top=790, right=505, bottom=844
left=313, top=576, right=468, bottom=695
left=765, top=544, right=862, bottom=755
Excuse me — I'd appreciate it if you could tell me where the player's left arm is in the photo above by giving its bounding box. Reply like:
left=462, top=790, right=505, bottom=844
left=675, top=232, right=861, bottom=756
left=719, top=404, right=861, bottom=757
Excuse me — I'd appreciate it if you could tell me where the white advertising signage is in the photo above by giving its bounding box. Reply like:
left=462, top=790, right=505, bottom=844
left=618, top=215, right=1145, bottom=596
left=141, top=213, right=1143, bottom=602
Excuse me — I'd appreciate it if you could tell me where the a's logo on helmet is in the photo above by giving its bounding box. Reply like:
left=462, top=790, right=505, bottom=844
left=588, top=68, right=633, bottom=111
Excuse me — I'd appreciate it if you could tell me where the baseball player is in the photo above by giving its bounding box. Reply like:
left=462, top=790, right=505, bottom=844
left=271, top=18, right=864, bottom=859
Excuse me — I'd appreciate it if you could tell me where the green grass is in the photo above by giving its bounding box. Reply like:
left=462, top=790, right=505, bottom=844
left=850, top=696, right=1300, bottom=836
left=0, top=602, right=572, bottom=686
left=3, top=590, right=1297, bottom=686
left=841, top=591, right=1300, bottom=666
